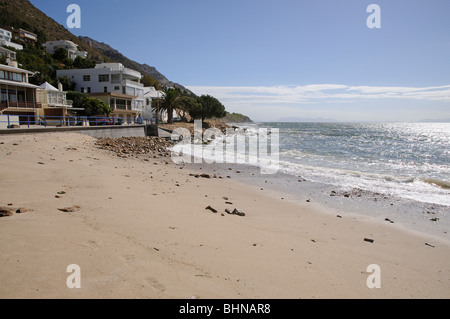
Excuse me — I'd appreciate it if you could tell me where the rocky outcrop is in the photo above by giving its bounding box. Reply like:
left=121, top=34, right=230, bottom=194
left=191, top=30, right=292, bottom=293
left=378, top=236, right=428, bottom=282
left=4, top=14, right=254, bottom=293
left=95, top=137, right=173, bottom=158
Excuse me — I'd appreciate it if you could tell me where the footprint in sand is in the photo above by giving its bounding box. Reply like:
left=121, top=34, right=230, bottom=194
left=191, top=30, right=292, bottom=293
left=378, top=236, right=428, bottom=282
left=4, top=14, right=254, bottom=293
left=121, top=254, right=136, bottom=262
left=145, top=277, right=165, bottom=292
left=87, top=239, right=101, bottom=250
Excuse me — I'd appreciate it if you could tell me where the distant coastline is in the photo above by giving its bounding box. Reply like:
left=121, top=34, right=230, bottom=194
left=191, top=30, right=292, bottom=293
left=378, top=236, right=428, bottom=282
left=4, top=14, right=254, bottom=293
left=418, top=119, right=450, bottom=123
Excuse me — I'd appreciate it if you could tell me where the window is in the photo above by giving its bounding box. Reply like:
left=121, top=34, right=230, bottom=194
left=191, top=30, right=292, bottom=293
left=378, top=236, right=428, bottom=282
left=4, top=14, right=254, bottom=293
left=114, top=86, right=120, bottom=91
left=111, top=74, right=121, bottom=83
left=5, top=71, right=22, bottom=82
left=0, top=70, right=4, bottom=79
left=15, top=73, right=24, bottom=82
left=8, top=89, right=17, bottom=102
left=80, top=88, right=84, bottom=93
left=83, top=75, right=90, bottom=82
left=126, top=87, right=135, bottom=96
left=104, top=87, right=108, bottom=93
left=17, top=91, right=25, bottom=102
left=98, top=74, right=110, bottom=83
left=1, top=88, right=7, bottom=102
left=87, top=87, right=91, bottom=93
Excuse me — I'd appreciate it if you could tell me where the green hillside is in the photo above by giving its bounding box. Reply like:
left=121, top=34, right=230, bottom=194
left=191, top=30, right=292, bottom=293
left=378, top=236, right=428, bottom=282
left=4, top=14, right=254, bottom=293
left=0, top=0, right=172, bottom=88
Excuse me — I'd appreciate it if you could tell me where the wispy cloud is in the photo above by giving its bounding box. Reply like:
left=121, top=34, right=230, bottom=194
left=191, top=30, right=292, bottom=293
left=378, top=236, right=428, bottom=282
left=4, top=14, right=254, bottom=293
left=188, top=84, right=450, bottom=103
left=187, top=84, right=450, bottom=121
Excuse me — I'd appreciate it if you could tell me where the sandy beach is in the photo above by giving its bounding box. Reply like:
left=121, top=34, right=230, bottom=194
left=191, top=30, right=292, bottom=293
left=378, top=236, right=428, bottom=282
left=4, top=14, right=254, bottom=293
left=1, top=132, right=449, bottom=299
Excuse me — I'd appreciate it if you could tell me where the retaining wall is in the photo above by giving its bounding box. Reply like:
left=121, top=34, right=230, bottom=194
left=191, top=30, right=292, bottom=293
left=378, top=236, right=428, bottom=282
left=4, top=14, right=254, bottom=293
left=0, top=125, right=147, bottom=138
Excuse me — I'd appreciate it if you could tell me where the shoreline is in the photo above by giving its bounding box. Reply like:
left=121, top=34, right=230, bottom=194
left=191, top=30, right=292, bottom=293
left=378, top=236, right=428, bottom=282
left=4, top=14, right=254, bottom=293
left=186, top=160, right=450, bottom=246
left=1, top=132, right=450, bottom=299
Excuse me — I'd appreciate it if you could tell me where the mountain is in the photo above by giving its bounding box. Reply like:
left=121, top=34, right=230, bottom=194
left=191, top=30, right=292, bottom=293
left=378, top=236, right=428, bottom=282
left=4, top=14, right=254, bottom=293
left=78, top=36, right=187, bottom=91
left=0, top=0, right=106, bottom=61
left=222, top=112, right=253, bottom=123
left=0, top=0, right=187, bottom=91
left=418, top=118, right=450, bottom=123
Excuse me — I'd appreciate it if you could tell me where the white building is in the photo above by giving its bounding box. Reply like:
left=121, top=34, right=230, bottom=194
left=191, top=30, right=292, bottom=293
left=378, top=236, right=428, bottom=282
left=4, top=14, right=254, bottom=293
left=43, top=40, right=88, bottom=60
left=36, top=82, right=75, bottom=118
left=143, top=86, right=164, bottom=121
left=0, top=28, right=12, bottom=43
left=0, top=28, right=23, bottom=51
left=56, top=63, right=145, bottom=115
left=0, top=46, right=16, bottom=60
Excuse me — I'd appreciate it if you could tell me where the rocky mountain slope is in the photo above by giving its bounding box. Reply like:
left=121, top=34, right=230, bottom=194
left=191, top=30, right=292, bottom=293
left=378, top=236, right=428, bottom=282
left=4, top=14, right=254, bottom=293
left=78, top=36, right=185, bottom=90
left=0, top=0, right=186, bottom=90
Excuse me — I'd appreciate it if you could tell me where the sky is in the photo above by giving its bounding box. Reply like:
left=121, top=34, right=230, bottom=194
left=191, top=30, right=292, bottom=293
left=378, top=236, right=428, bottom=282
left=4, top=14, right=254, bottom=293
left=29, top=0, right=450, bottom=122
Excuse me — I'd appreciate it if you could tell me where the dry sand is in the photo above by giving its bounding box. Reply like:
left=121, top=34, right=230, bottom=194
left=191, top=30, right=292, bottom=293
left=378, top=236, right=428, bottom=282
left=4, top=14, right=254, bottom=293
left=0, top=132, right=449, bottom=299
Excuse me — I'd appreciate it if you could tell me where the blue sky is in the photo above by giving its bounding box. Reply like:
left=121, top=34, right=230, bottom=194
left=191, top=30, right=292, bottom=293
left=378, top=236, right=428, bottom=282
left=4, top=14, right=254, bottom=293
left=29, top=0, right=450, bottom=122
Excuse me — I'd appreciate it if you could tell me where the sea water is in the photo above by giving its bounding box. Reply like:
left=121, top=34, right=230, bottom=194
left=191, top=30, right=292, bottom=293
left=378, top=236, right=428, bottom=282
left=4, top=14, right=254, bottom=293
left=172, top=122, right=449, bottom=207
left=223, top=122, right=449, bottom=208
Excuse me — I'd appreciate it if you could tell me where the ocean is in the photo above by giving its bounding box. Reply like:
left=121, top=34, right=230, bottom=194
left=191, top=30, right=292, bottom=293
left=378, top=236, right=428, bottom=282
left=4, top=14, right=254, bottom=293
left=245, top=122, right=450, bottom=207
left=171, top=121, right=449, bottom=208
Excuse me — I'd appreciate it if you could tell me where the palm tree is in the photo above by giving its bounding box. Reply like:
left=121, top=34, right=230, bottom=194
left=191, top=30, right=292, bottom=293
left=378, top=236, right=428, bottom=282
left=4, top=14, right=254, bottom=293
left=160, top=88, right=182, bottom=123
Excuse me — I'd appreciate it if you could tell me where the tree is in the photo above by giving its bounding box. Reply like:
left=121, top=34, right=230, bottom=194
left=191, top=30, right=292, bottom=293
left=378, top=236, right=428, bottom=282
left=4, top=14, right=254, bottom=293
left=195, top=95, right=226, bottom=121
left=73, top=56, right=96, bottom=69
left=52, top=48, right=70, bottom=64
left=67, top=91, right=88, bottom=109
left=57, top=76, right=76, bottom=91
left=141, top=74, right=162, bottom=90
left=82, top=97, right=112, bottom=117
left=176, top=96, right=202, bottom=121
left=160, top=88, right=182, bottom=123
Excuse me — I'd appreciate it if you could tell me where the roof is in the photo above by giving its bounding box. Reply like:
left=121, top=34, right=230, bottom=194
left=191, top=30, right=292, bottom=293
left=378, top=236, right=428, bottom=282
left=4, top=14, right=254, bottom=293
left=39, top=82, right=59, bottom=91
left=0, top=78, right=39, bottom=89
left=144, top=87, right=165, bottom=98
left=0, top=63, right=35, bottom=75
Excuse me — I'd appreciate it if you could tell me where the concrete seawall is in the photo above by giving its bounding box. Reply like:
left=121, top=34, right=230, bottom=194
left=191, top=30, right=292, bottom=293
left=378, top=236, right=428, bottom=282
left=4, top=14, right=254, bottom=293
left=0, top=125, right=148, bottom=138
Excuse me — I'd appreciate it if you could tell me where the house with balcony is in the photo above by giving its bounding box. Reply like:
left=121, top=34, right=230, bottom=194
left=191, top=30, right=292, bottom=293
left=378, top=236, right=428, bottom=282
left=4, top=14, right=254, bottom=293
left=0, top=46, right=16, bottom=61
left=0, top=27, right=23, bottom=50
left=0, top=61, right=41, bottom=118
left=88, top=92, right=138, bottom=123
left=43, top=40, right=88, bottom=60
left=57, top=63, right=146, bottom=121
left=36, top=82, right=76, bottom=118
left=12, top=28, right=37, bottom=45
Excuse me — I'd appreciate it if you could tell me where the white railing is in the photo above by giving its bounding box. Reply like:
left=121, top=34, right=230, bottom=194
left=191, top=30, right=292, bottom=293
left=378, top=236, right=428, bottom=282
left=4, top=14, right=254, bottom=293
left=124, top=79, right=144, bottom=88
left=123, top=68, right=142, bottom=79
left=47, top=97, right=73, bottom=107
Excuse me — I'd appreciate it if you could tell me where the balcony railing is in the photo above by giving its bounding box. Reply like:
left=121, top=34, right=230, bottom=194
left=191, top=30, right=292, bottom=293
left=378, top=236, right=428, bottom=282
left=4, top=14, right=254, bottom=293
left=124, top=79, right=144, bottom=88
left=115, top=104, right=131, bottom=110
left=0, top=101, right=42, bottom=110
left=47, top=98, right=73, bottom=107
left=123, top=68, right=142, bottom=79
